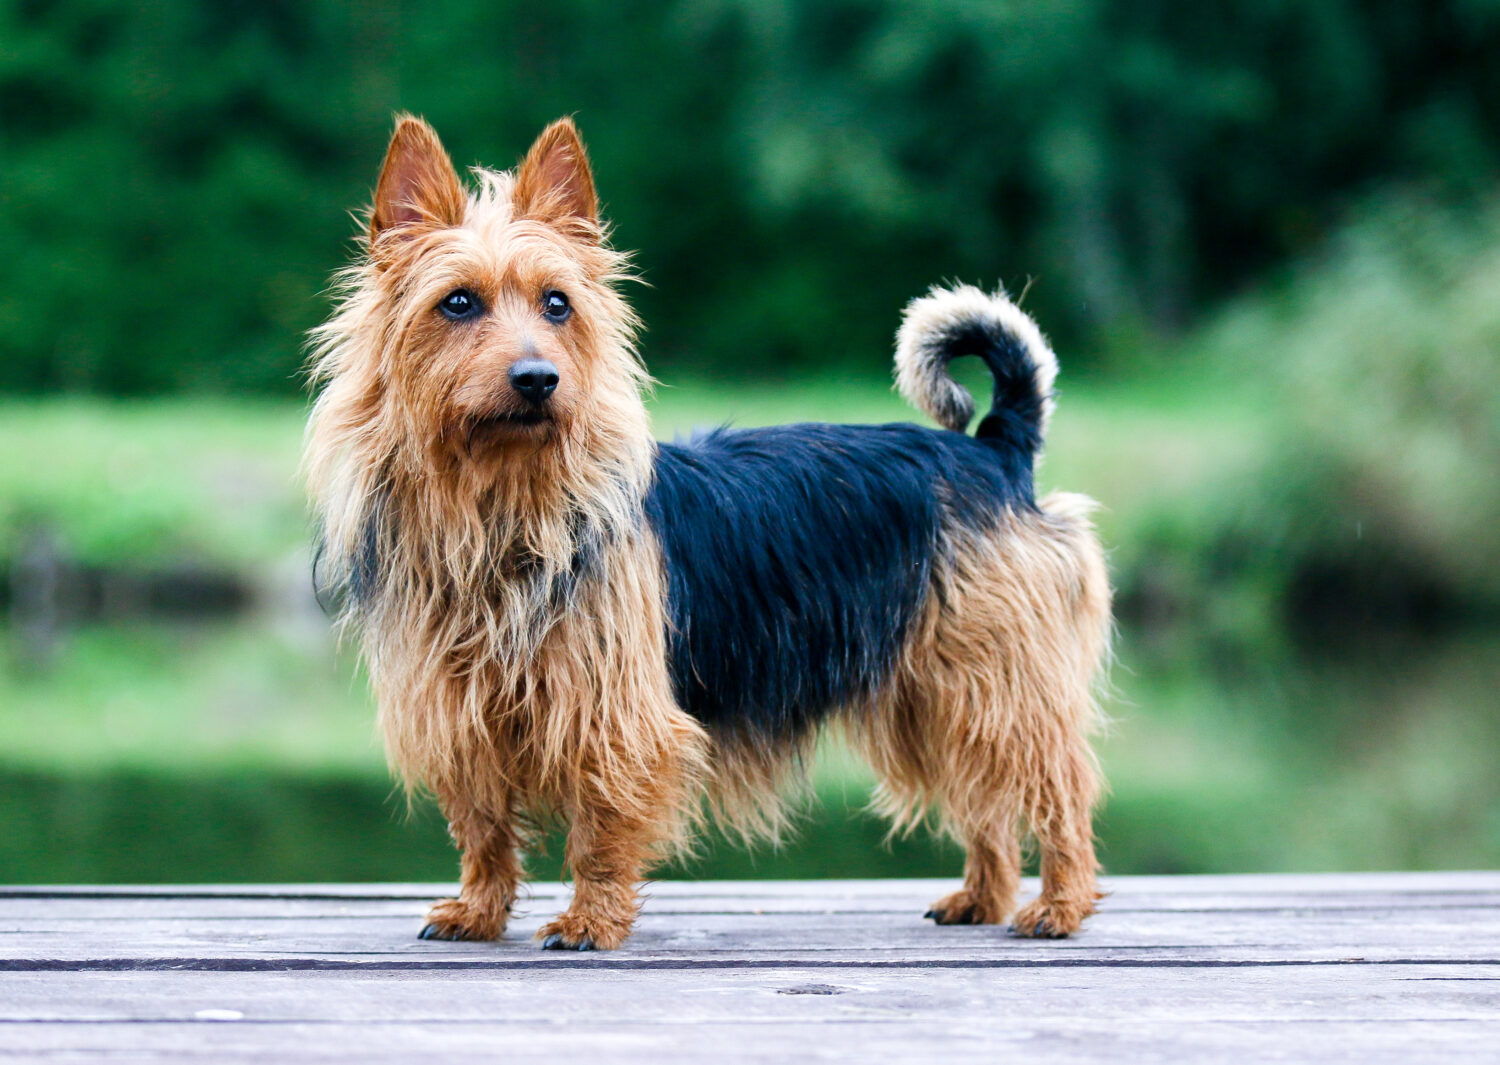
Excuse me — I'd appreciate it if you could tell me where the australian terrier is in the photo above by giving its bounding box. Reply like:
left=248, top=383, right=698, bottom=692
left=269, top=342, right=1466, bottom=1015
left=306, top=116, right=1112, bottom=950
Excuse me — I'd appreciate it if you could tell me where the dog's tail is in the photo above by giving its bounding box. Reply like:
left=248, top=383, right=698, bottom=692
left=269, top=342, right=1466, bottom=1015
left=894, top=283, right=1057, bottom=466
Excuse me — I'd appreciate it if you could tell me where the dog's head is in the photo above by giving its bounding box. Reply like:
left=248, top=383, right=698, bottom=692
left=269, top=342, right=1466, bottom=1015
left=312, top=116, right=649, bottom=491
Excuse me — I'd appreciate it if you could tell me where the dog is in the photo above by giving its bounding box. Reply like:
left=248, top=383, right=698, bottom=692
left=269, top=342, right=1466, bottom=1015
left=305, top=115, right=1111, bottom=951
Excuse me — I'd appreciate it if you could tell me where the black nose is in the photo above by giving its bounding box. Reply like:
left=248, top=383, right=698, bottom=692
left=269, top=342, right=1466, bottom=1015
left=508, top=358, right=559, bottom=405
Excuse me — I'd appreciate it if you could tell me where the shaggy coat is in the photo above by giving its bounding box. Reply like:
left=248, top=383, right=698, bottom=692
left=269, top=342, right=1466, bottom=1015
left=306, top=116, right=1112, bottom=950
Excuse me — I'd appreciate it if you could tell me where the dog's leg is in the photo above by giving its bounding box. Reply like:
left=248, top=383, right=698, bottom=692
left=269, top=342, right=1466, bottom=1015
left=1009, top=742, right=1102, bottom=938
left=857, top=667, right=1026, bottom=928
left=927, top=816, right=1022, bottom=926
left=419, top=793, right=522, bottom=942
left=861, top=691, right=1024, bottom=927
left=536, top=796, right=657, bottom=951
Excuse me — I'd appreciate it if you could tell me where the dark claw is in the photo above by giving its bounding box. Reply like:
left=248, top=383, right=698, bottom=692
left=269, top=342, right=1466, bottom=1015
left=419, top=923, right=466, bottom=941
left=541, top=932, right=596, bottom=951
left=923, top=909, right=935, bottom=920
left=1008, top=919, right=1069, bottom=940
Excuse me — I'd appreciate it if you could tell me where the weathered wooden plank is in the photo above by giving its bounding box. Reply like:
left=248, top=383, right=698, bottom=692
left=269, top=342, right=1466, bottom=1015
left=4, top=888, right=1499, bottom=924
left=3, top=1015, right=1498, bottom=1064
left=3, top=874, right=1499, bottom=969
left=4, top=872, right=1498, bottom=918
left=3, top=960, right=1498, bottom=1059
left=4, top=879, right=1496, bottom=921
left=5, top=962, right=1497, bottom=1020
left=1, top=875, right=1497, bottom=1063
left=4, top=869, right=1498, bottom=900
left=4, top=908, right=1500, bottom=968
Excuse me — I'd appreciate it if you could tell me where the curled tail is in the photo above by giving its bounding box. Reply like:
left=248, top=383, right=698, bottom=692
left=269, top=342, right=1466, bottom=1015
left=894, top=284, right=1058, bottom=466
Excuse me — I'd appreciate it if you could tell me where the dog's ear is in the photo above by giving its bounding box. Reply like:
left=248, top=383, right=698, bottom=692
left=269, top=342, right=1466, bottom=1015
left=370, top=115, right=465, bottom=245
left=512, top=117, right=599, bottom=240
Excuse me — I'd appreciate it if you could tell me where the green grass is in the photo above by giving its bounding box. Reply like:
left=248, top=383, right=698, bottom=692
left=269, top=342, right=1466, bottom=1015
left=0, top=622, right=377, bottom=775
left=0, top=399, right=308, bottom=569
left=0, top=372, right=1261, bottom=782
left=0, top=367, right=1261, bottom=571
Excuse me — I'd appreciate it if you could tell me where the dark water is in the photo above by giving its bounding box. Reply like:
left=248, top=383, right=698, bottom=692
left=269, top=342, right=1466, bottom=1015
left=0, top=769, right=966, bottom=884
left=2, top=619, right=1497, bottom=884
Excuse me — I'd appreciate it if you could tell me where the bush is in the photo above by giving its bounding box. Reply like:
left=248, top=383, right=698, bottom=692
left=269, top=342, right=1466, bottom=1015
left=2, top=0, right=1498, bottom=393
left=1138, top=193, right=1500, bottom=629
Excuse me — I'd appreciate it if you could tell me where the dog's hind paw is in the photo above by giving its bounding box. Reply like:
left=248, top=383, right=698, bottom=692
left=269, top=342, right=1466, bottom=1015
left=1008, top=897, right=1091, bottom=939
left=540, top=932, right=597, bottom=951
left=536, top=911, right=629, bottom=951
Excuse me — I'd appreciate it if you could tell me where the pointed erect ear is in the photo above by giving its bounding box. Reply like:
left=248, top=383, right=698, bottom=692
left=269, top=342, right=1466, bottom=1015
left=369, top=115, right=465, bottom=244
left=512, top=117, right=599, bottom=237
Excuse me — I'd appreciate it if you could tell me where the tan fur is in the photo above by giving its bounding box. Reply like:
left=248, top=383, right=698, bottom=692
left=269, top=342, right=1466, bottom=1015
left=305, top=115, right=1112, bottom=950
left=856, top=492, right=1111, bottom=935
left=894, top=283, right=1059, bottom=434
left=307, top=116, right=708, bottom=949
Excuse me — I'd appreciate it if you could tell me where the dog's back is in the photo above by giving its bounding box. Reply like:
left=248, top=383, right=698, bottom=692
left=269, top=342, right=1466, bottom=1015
left=644, top=287, right=1111, bottom=940
left=647, top=420, right=1032, bottom=738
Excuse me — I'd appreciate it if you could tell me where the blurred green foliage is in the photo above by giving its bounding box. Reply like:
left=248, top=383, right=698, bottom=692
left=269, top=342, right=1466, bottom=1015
left=1115, top=192, right=1500, bottom=630
left=0, top=766, right=971, bottom=883
left=1224, top=194, right=1500, bottom=607
left=6, top=619, right=1498, bottom=882
left=0, top=371, right=1243, bottom=570
left=2, top=0, right=1498, bottom=393
left=3, top=1, right=1500, bottom=885
left=0, top=399, right=307, bottom=568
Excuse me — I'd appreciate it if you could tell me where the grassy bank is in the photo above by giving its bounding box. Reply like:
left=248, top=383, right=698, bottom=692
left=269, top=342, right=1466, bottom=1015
left=0, top=367, right=1258, bottom=576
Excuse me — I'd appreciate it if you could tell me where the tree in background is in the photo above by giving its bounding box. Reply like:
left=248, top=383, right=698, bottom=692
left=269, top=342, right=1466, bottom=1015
left=0, top=0, right=1496, bottom=393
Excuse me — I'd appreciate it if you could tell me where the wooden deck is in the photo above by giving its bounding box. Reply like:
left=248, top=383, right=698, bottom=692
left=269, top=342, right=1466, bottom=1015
left=2, top=873, right=1498, bottom=1062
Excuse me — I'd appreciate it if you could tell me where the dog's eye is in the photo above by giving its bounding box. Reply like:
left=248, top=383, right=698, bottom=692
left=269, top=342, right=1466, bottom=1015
left=438, top=289, right=480, bottom=320
left=541, top=290, right=571, bottom=323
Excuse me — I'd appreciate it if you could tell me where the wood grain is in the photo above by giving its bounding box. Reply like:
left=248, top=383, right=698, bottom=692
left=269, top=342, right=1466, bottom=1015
left=1, top=874, right=1496, bottom=1062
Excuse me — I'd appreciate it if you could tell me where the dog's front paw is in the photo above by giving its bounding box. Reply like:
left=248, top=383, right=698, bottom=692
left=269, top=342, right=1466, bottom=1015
left=418, top=897, right=506, bottom=942
left=924, top=888, right=1008, bottom=926
left=536, top=910, right=631, bottom=951
left=1008, top=897, right=1091, bottom=939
